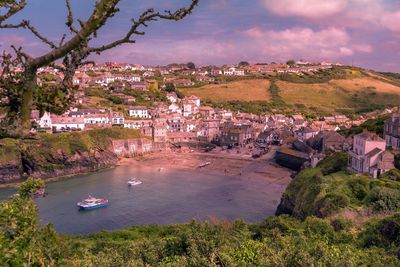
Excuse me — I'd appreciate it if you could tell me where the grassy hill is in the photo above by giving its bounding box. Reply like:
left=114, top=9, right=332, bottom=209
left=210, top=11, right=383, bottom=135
left=180, top=79, right=271, bottom=102
left=180, top=67, right=400, bottom=115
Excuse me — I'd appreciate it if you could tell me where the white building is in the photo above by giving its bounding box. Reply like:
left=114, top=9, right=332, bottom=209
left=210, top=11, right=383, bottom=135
left=51, top=115, right=85, bottom=131
left=128, top=106, right=151, bottom=118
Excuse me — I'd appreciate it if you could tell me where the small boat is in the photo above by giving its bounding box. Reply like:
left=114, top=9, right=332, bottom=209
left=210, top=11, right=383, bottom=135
left=128, top=178, right=142, bottom=186
left=77, top=196, right=108, bottom=210
left=198, top=162, right=211, bottom=168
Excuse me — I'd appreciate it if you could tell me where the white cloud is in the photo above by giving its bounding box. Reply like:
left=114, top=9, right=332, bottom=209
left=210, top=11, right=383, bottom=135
left=262, top=0, right=347, bottom=19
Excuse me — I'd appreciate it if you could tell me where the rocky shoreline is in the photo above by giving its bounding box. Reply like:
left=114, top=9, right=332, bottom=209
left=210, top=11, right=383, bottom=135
left=0, top=148, right=120, bottom=185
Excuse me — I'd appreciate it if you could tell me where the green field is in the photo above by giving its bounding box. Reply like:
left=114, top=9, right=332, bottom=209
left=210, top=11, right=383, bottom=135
left=180, top=79, right=271, bottom=102
left=181, top=71, right=400, bottom=115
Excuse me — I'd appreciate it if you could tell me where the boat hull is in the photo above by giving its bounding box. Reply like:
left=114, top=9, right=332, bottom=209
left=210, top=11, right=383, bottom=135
left=77, top=202, right=108, bottom=210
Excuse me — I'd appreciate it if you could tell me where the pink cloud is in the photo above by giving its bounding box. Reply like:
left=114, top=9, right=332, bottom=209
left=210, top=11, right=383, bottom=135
left=381, top=11, right=400, bottom=32
left=262, top=0, right=400, bottom=33
left=262, top=0, right=347, bottom=19
left=243, top=27, right=371, bottom=61
left=0, top=34, right=25, bottom=47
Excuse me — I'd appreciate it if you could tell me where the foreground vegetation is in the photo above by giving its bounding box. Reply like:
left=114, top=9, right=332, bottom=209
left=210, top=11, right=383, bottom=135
left=1, top=153, right=400, bottom=266
left=277, top=153, right=400, bottom=219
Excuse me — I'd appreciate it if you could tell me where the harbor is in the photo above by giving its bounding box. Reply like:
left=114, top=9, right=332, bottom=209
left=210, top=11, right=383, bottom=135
left=0, top=150, right=292, bottom=235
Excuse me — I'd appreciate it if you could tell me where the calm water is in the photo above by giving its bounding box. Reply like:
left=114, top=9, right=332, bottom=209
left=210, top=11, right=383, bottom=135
left=0, top=164, right=286, bottom=235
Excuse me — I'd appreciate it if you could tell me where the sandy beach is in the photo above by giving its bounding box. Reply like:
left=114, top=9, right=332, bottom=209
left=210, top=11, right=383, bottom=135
left=120, top=147, right=294, bottom=187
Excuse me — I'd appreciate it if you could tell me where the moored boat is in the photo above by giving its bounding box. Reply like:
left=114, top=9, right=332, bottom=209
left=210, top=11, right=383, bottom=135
left=198, top=162, right=211, bottom=168
left=128, top=178, right=142, bottom=186
left=77, top=196, right=108, bottom=210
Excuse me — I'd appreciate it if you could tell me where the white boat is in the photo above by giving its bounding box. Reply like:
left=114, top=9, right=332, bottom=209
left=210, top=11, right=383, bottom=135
left=128, top=178, right=142, bottom=186
left=77, top=195, right=108, bottom=210
left=198, top=162, right=211, bottom=168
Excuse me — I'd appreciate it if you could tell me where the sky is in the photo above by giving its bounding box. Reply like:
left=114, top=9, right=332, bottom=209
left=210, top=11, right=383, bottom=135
left=0, top=0, right=399, bottom=71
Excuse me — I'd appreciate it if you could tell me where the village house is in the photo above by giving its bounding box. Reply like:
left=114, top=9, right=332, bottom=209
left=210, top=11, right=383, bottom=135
left=197, top=120, right=220, bottom=143
left=31, top=110, right=52, bottom=129
left=182, top=99, right=199, bottom=118
left=124, top=119, right=153, bottom=129
left=51, top=115, right=85, bottom=131
left=110, top=112, right=125, bottom=126
left=184, top=120, right=197, bottom=132
left=295, top=127, right=319, bottom=142
left=143, top=71, right=154, bottom=77
left=168, top=103, right=181, bottom=114
left=349, top=131, right=394, bottom=178
left=210, top=68, right=223, bottom=76
left=84, top=113, right=110, bottom=125
left=291, top=115, right=307, bottom=128
left=128, top=106, right=151, bottom=119
left=257, top=129, right=282, bottom=145
left=166, top=92, right=178, bottom=103
left=308, top=131, right=349, bottom=153
left=199, top=106, right=215, bottom=119
left=223, top=67, right=245, bottom=76
left=129, top=81, right=147, bottom=91
left=220, top=123, right=253, bottom=147
left=384, top=113, right=400, bottom=150
left=153, top=119, right=168, bottom=143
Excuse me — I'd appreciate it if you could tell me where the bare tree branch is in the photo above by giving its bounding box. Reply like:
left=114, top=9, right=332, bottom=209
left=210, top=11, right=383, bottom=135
left=65, top=0, right=78, bottom=33
left=88, top=0, right=199, bottom=53
left=0, top=0, right=26, bottom=24
left=21, top=20, right=57, bottom=49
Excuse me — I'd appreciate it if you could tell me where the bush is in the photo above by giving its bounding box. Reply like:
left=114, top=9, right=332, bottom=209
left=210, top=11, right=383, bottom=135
left=317, top=152, right=349, bottom=175
left=368, top=187, right=400, bottom=212
left=317, top=193, right=350, bottom=217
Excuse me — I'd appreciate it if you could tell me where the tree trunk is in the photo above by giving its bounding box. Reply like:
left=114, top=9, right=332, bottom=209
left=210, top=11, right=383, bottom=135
left=5, top=66, right=37, bottom=138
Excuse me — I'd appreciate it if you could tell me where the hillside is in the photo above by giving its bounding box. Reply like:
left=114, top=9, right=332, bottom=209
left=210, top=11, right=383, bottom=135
left=180, top=79, right=271, bottom=102
left=276, top=153, right=400, bottom=221
left=181, top=68, right=400, bottom=115
left=0, top=128, right=141, bottom=182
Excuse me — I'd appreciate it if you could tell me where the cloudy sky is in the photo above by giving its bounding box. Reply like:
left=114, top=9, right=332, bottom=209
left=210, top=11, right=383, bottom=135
left=1, top=0, right=399, bottom=71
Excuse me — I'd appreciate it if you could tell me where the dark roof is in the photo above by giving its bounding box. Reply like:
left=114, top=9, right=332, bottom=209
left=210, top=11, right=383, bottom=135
left=365, top=147, right=383, bottom=158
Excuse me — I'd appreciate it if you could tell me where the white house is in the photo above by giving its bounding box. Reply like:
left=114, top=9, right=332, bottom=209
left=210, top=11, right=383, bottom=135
left=31, top=111, right=53, bottom=129
left=110, top=112, right=125, bottom=126
left=124, top=119, right=153, bottom=129
left=128, top=106, right=151, bottom=118
left=223, top=67, right=245, bottom=76
left=84, top=113, right=110, bottom=124
left=349, top=131, right=394, bottom=178
left=168, top=103, right=181, bottom=114
left=51, top=115, right=85, bottom=131
left=166, top=92, right=178, bottom=103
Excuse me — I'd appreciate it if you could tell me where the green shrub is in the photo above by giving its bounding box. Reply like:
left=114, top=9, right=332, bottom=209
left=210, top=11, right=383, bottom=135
left=368, top=187, right=400, bottom=212
left=318, top=152, right=349, bottom=175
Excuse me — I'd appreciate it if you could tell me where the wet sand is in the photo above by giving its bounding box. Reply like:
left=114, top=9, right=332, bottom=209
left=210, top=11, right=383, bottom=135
left=120, top=147, right=293, bottom=187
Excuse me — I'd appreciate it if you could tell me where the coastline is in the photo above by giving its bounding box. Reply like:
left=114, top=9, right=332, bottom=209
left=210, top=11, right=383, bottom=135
left=0, top=147, right=294, bottom=189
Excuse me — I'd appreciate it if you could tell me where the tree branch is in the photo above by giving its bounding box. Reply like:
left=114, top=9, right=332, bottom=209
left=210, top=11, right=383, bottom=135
left=0, top=0, right=26, bottom=24
left=88, top=0, right=199, bottom=53
left=65, top=0, right=78, bottom=33
left=22, top=20, right=57, bottom=49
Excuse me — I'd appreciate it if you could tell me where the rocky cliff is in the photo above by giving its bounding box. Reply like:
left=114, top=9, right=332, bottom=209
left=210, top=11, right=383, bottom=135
left=0, top=128, right=149, bottom=183
left=0, top=148, right=120, bottom=183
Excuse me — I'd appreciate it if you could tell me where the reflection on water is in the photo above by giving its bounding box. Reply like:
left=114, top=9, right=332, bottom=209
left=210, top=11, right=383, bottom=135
left=0, top=164, right=286, bottom=235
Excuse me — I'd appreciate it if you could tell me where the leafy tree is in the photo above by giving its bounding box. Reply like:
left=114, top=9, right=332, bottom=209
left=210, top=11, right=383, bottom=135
left=286, top=59, right=295, bottom=66
left=165, top=82, right=176, bottom=93
left=0, top=0, right=198, bottom=137
left=238, top=61, right=249, bottom=67
left=187, top=62, right=196, bottom=69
